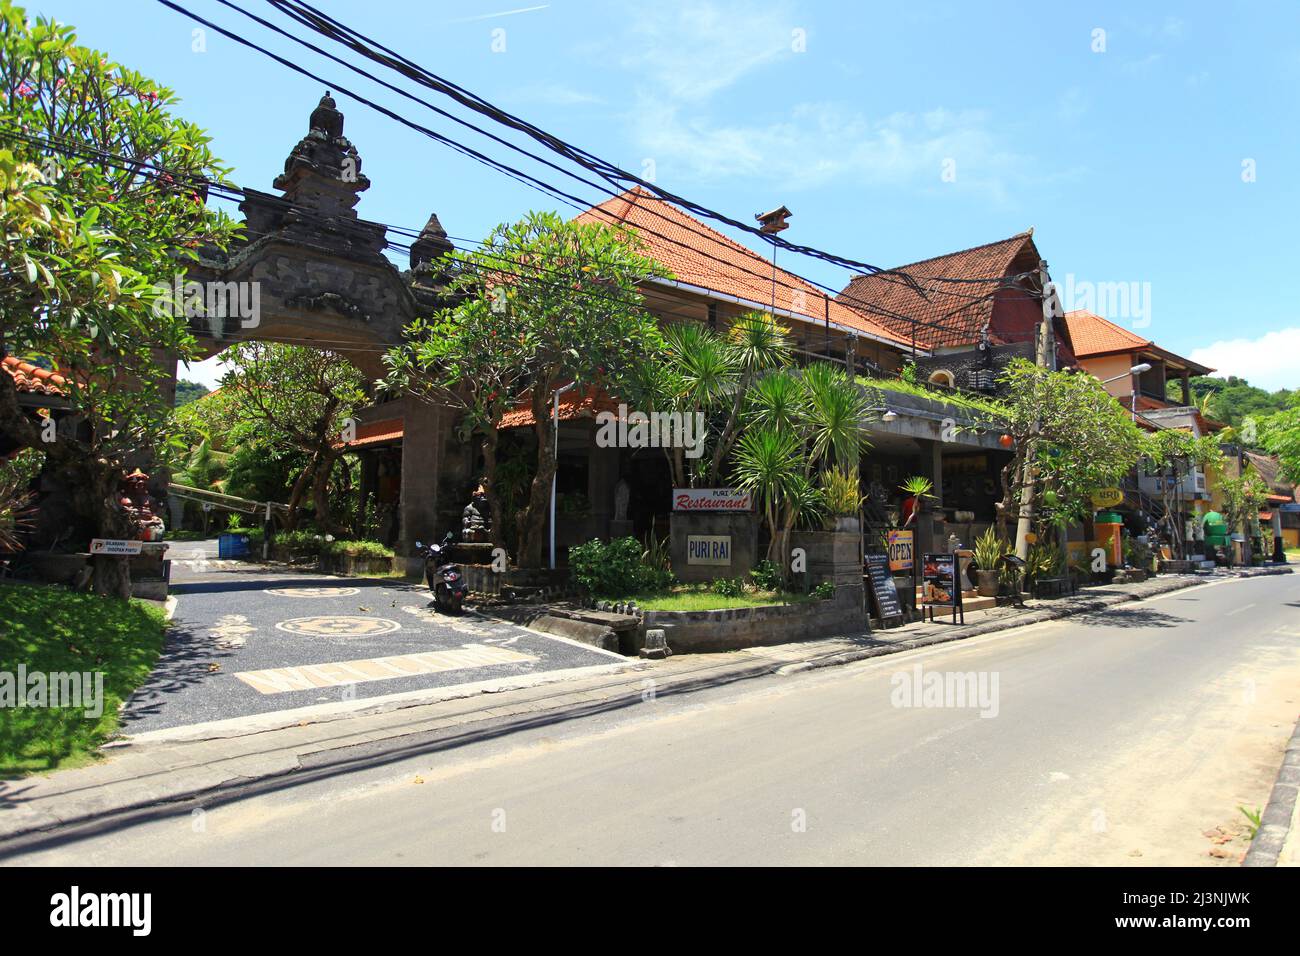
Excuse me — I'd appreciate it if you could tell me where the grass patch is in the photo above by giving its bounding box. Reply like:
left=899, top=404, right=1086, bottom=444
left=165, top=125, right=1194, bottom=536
left=626, top=585, right=816, bottom=612
left=0, top=582, right=166, bottom=777
left=163, top=529, right=211, bottom=541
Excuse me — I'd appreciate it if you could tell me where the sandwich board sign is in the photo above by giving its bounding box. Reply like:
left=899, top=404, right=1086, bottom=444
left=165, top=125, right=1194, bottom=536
left=920, top=552, right=964, bottom=624
left=865, top=552, right=903, bottom=623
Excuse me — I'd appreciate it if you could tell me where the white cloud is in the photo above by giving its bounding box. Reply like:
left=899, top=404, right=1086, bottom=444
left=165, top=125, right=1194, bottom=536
left=1189, top=327, right=1300, bottom=392
left=632, top=98, right=1021, bottom=195
left=621, top=0, right=795, bottom=102
left=508, top=84, right=603, bottom=107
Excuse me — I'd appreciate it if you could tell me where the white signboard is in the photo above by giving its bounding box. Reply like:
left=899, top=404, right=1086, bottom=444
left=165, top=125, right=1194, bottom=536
left=686, top=535, right=732, bottom=566
left=89, top=539, right=143, bottom=556
left=673, top=488, right=752, bottom=512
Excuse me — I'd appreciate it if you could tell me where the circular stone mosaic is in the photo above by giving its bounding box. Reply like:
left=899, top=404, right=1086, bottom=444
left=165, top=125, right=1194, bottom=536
left=264, top=587, right=361, bottom=598
left=274, top=616, right=402, bottom=637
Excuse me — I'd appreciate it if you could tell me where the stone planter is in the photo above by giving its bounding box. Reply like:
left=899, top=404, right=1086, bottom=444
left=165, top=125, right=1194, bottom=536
left=976, top=569, right=1000, bottom=597
left=646, top=585, right=866, bottom=653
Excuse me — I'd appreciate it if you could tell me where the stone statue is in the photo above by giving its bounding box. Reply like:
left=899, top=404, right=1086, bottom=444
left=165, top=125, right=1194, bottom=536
left=461, top=482, right=490, bottom=542
left=613, top=477, right=630, bottom=523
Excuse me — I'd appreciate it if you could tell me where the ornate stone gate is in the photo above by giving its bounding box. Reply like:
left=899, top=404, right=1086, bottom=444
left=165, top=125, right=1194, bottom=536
left=185, top=93, right=469, bottom=569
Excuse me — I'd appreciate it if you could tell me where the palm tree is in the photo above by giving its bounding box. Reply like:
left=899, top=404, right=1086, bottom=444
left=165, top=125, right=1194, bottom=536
left=704, top=311, right=792, bottom=485
left=734, top=425, right=805, bottom=564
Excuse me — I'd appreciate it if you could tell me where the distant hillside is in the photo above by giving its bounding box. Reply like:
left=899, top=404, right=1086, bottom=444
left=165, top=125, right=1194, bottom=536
left=174, top=380, right=211, bottom=406
left=1167, top=375, right=1293, bottom=430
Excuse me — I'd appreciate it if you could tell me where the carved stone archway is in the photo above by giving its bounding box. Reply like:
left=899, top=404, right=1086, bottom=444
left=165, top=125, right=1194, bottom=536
left=181, top=94, right=465, bottom=565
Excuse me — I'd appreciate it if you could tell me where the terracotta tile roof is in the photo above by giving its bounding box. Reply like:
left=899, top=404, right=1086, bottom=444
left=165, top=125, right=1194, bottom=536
left=574, top=188, right=911, bottom=348
left=338, top=417, right=403, bottom=449
left=2, top=356, right=67, bottom=395
left=497, top=386, right=619, bottom=430
left=836, top=232, right=1040, bottom=349
left=1062, top=310, right=1152, bottom=357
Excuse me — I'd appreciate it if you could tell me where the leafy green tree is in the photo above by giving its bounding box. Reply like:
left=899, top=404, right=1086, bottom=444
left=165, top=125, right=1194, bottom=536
left=1260, top=394, right=1300, bottom=484
left=996, top=360, right=1147, bottom=541
left=220, top=343, right=365, bottom=532
left=385, top=294, right=531, bottom=552
left=390, top=211, right=666, bottom=567
left=1218, top=465, right=1270, bottom=564
left=0, top=5, right=235, bottom=595
left=1141, top=428, right=1222, bottom=559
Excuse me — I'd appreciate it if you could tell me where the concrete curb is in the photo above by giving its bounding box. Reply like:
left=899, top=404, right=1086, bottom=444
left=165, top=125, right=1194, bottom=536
left=1242, top=711, right=1300, bottom=867
left=780, top=566, right=1292, bottom=675
left=0, top=565, right=1289, bottom=848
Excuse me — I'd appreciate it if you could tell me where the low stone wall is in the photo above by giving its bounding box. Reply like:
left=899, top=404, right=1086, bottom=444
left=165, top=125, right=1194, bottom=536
left=320, top=552, right=395, bottom=576
left=645, top=585, right=866, bottom=654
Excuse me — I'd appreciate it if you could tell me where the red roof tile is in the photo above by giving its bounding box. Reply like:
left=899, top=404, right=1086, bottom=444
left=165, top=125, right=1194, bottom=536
left=338, top=417, right=403, bottom=449
left=574, top=188, right=911, bottom=348
left=836, top=232, right=1041, bottom=349
left=497, top=386, right=619, bottom=430
left=2, top=356, right=66, bottom=395
left=1063, top=310, right=1152, bottom=357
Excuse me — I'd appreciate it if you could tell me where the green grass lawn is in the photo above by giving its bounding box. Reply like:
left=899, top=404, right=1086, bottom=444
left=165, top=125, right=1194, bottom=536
left=0, top=582, right=166, bottom=777
left=623, top=586, right=817, bottom=612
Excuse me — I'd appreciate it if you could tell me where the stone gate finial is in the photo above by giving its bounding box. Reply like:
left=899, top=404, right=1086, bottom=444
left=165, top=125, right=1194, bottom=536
left=309, top=91, right=344, bottom=138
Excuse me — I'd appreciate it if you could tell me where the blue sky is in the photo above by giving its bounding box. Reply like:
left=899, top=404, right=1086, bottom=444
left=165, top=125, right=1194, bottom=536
left=28, top=0, right=1300, bottom=389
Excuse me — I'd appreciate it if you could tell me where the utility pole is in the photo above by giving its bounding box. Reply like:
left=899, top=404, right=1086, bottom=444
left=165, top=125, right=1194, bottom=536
left=1014, top=261, right=1060, bottom=561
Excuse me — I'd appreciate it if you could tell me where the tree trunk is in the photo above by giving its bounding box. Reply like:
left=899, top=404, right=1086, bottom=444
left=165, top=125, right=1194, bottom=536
left=311, top=449, right=338, bottom=534
left=283, top=452, right=317, bottom=531
left=481, top=427, right=506, bottom=554
left=518, top=382, right=557, bottom=568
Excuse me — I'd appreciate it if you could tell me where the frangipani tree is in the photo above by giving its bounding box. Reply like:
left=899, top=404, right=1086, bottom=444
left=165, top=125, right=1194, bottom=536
left=0, top=6, right=236, bottom=594
left=996, top=360, right=1147, bottom=541
left=388, top=211, right=666, bottom=567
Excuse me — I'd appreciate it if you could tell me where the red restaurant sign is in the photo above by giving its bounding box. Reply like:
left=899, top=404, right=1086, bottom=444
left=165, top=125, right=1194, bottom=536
left=672, top=488, right=753, bottom=512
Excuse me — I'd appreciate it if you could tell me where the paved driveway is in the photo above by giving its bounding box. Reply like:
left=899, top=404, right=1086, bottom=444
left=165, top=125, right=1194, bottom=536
left=123, top=542, right=624, bottom=733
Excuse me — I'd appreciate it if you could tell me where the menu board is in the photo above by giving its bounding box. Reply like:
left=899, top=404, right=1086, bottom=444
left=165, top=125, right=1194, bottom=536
left=920, top=553, right=958, bottom=608
left=865, top=552, right=903, bottom=620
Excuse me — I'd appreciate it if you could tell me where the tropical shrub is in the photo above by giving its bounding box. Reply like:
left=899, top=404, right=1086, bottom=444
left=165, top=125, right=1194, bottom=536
left=749, top=559, right=782, bottom=591
left=568, top=536, right=672, bottom=596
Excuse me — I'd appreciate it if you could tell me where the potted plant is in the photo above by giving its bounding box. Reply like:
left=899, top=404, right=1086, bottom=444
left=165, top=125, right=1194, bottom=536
left=899, top=475, right=935, bottom=527
left=972, top=528, right=1006, bottom=597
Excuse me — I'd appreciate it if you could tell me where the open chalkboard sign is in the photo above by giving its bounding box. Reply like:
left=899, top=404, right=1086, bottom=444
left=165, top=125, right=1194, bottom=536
left=865, top=552, right=904, bottom=623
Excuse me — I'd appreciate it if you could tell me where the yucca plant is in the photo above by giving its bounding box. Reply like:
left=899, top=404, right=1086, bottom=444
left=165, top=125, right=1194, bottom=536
left=972, top=527, right=1008, bottom=569
left=820, top=466, right=863, bottom=517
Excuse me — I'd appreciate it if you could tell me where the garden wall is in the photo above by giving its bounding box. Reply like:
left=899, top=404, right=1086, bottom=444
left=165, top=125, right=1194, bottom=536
left=644, top=585, right=867, bottom=654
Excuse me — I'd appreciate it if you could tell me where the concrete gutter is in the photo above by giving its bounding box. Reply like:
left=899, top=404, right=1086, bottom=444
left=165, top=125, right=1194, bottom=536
left=0, top=566, right=1290, bottom=850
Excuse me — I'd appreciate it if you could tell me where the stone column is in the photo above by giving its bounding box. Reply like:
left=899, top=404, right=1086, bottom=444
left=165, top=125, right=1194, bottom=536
left=398, top=401, right=443, bottom=576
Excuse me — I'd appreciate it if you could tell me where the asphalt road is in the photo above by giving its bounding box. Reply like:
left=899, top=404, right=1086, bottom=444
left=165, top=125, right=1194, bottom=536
left=11, top=571, right=1300, bottom=865
left=124, top=540, right=623, bottom=732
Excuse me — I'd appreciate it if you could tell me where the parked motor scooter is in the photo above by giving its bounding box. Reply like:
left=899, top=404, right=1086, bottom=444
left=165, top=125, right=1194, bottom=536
left=415, top=531, right=468, bottom=613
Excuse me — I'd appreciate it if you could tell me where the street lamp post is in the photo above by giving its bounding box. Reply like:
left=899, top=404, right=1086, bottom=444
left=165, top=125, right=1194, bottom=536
left=1100, top=362, right=1153, bottom=422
